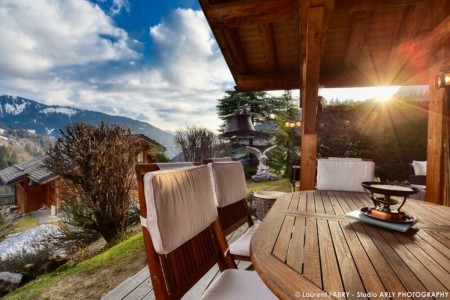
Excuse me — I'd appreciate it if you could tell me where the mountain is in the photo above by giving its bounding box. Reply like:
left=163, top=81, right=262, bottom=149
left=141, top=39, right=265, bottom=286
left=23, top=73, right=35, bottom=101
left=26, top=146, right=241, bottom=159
left=0, top=95, right=178, bottom=158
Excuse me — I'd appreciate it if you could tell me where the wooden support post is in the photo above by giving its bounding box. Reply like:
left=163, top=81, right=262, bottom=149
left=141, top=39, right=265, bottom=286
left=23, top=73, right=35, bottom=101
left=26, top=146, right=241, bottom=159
left=299, top=5, right=324, bottom=191
left=426, top=0, right=450, bottom=205
left=427, top=74, right=446, bottom=205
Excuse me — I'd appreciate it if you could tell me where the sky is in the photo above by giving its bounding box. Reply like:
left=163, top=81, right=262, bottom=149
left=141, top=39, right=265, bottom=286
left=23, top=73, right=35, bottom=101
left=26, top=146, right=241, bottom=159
left=0, top=0, right=407, bottom=133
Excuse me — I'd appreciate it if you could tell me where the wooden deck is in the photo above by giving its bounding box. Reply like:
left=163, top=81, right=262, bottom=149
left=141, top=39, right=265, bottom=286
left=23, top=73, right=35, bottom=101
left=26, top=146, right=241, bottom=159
left=102, top=223, right=252, bottom=300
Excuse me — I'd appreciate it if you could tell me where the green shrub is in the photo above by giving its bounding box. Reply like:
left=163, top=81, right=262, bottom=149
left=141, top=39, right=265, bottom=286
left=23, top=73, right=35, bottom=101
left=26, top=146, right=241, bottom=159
left=243, top=164, right=257, bottom=180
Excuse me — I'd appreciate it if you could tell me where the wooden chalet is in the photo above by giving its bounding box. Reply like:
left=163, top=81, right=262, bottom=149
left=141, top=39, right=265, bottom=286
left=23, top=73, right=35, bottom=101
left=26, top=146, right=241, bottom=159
left=199, top=0, right=450, bottom=205
left=0, top=157, right=59, bottom=213
left=134, top=134, right=165, bottom=163
left=0, top=135, right=163, bottom=213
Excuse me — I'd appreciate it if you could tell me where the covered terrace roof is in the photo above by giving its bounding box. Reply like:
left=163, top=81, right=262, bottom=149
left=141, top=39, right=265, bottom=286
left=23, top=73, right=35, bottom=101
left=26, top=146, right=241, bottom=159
left=200, top=0, right=450, bottom=205
left=200, top=0, right=447, bottom=91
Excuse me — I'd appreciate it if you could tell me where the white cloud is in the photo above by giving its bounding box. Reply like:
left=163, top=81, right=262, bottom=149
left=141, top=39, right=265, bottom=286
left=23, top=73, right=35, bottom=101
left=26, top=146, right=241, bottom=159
left=149, top=9, right=232, bottom=90
left=0, top=0, right=138, bottom=76
left=0, top=3, right=233, bottom=133
left=109, top=0, right=130, bottom=16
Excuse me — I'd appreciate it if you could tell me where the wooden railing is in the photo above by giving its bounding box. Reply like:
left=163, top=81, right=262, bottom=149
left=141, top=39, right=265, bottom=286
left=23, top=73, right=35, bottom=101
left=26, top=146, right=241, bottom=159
left=0, top=194, right=15, bottom=206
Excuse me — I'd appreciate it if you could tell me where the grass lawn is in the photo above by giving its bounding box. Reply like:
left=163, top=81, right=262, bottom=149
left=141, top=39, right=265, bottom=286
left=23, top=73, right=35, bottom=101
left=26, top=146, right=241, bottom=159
left=246, top=177, right=292, bottom=193
left=4, top=232, right=147, bottom=300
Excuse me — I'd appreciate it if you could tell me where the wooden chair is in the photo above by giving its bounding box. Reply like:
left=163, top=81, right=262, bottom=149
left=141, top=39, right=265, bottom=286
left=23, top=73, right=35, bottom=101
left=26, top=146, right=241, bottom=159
left=207, top=161, right=258, bottom=261
left=135, top=164, right=276, bottom=300
left=316, top=157, right=375, bottom=192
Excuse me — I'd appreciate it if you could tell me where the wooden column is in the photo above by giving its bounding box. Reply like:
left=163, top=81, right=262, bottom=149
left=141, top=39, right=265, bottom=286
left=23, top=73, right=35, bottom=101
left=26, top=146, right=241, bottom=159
left=299, top=5, right=324, bottom=191
left=426, top=0, right=450, bottom=205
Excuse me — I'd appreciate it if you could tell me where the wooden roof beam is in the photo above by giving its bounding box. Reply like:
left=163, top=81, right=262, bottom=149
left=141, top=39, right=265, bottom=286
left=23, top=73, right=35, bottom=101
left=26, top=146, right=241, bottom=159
left=344, top=11, right=373, bottom=66
left=221, top=28, right=248, bottom=74
left=337, top=0, right=432, bottom=12
left=382, top=3, right=429, bottom=85
left=320, top=65, right=429, bottom=87
left=259, top=23, right=277, bottom=72
left=426, top=15, right=450, bottom=51
left=234, top=65, right=429, bottom=91
left=236, top=73, right=299, bottom=91
left=199, top=0, right=296, bottom=27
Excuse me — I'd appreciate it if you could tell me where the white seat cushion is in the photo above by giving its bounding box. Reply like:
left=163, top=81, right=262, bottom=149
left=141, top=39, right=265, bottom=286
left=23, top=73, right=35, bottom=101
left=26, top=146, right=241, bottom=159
left=200, top=269, right=277, bottom=300
left=228, top=224, right=259, bottom=257
left=317, top=158, right=375, bottom=192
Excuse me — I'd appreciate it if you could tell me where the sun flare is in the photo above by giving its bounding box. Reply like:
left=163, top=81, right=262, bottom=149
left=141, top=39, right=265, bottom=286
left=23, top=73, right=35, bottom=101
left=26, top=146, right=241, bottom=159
left=319, top=86, right=401, bottom=102
left=372, top=86, right=400, bottom=102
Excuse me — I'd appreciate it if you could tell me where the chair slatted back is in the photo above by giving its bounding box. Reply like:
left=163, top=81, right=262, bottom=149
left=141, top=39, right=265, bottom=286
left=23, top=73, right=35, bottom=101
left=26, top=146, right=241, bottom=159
left=158, top=226, right=220, bottom=299
left=207, top=162, right=254, bottom=237
left=135, top=164, right=233, bottom=300
left=218, top=199, right=252, bottom=236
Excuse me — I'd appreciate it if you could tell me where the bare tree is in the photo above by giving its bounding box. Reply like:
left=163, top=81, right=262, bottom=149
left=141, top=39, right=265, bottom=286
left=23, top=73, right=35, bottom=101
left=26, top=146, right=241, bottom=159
left=44, top=122, right=137, bottom=242
left=174, top=126, right=227, bottom=162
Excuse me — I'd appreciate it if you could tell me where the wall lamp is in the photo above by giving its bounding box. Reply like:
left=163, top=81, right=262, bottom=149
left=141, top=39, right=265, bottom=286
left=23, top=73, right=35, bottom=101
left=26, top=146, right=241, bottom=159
left=434, top=65, right=450, bottom=89
left=434, top=65, right=450, bottom=109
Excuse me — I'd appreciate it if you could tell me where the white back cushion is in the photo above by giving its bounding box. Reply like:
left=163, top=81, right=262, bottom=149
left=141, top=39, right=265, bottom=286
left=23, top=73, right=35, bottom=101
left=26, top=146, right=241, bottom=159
left=327, top=157, right=362, bottom=161
left=211, top=157, right=233, bottom=162
left=209, top=162, right=248, bottom=208
left=412, top=160, right=427, bottom=175
left=156, top=162, right=195, bottom=169
left=316, top=158, right=375, bottom=192
left=144, top=166, right=217, bottom=254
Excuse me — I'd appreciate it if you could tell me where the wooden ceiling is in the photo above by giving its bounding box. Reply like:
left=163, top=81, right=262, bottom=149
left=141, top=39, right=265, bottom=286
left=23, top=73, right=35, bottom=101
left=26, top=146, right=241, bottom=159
left=199, top=0, right=449, bottom=91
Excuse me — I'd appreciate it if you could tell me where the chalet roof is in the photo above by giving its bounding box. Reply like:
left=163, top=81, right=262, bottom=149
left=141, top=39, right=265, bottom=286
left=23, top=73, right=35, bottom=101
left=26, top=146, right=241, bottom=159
left=0, top=157, right=56, bottom=185
left=133, top=134, right=165, bottom=149
left=200, top=0, right=448, bottom=91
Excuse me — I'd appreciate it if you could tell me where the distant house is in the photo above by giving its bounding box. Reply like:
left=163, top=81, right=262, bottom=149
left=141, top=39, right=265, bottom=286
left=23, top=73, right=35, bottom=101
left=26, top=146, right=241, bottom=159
left=134, top=134, right=165, bottom=163
left=0, top=157, right=59, bottom=214
left=0, top=134, right=164, bottom=212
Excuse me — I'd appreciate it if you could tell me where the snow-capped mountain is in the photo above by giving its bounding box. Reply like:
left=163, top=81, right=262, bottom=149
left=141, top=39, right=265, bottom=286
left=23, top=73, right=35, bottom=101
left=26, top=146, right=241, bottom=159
left=0, top=95, right=178, bottom=158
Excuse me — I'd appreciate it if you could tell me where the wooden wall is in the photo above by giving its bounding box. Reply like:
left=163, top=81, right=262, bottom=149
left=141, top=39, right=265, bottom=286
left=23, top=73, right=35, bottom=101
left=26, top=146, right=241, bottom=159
left=15, top=179, right=57, bottom=213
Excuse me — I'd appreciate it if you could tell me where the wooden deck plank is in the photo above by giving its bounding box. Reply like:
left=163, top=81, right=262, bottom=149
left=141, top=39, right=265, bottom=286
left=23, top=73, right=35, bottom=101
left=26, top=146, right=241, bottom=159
left=102, top=267, right=151, bottom=299
left=124, top=277, right=153, bottom=300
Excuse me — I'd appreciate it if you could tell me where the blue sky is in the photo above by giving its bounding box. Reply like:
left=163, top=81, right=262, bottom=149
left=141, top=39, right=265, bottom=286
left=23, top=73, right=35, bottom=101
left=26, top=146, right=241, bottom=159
left=0, top=0, right=410, bottom=133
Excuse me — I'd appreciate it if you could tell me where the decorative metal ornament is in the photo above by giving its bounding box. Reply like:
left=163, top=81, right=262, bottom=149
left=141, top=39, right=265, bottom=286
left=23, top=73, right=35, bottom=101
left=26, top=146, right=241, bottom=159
left=223, top=114, right=255, bottom=137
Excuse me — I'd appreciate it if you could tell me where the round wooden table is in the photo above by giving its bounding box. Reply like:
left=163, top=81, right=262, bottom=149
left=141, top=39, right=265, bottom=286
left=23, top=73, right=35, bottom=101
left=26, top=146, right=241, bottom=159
left=250, top=190, right=450, bottom=300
